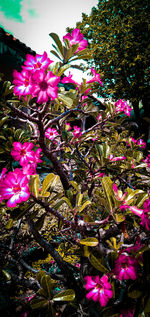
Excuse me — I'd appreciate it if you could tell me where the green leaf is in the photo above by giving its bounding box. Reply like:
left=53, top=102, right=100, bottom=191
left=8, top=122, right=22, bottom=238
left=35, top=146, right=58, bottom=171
left=79, top=200, right=91, bottom=212
left=37, top=270, right=45, bottom=284
left=29, top=175, right=39, bottom=198
left=51, top=62, right=60, bottom=75
left=125, top=188, right=144, bottom=203
left=58, top=93, right=73, bottom=108
left=101, top=177, right=114, bottom=211
left=53, top=289, right=75, bottom=302
left=34, top=214, right=45, bottom=231
left=50, top=50, right=62, bottom=60
left=80, top=237, right=98, bottom=247
left=76, top=193, right=83, bottom=207
left=61, top=197, right=73, bottom=210
left=41, top=173, right=55, bottom=195
left=38, top=288, right=47, bottom=297
left=49, top=33, right=64, bottom=57
left=5, top=218, right=13, bottom=229
left=41, top=275, right=52, bottom=298
left=30, top=297, right=48, bottom=309
left=57, top=64, right=70, bottom=76
left=89, top=253, right=109, bottom=273
left=144, top=297, right=150, bottom=313
left=0, top=116, right=9, bottom=128
left=2, top=270, right=11, bottom=280
left=70, top=181, right=80, bottom=192
left=128, top=283, right=143, bottom=298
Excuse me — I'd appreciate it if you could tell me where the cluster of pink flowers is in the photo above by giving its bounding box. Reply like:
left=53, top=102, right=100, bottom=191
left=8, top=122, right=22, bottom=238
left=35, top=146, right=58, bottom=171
left=127, top=137, right=146, bottom=149
left=13, top=51, right=60, bottom=103
left=114, top=99, right=132, bottom=117
left=84, top=275, right=113, bottom=307
left=61, top=67, right=103, bottom=88
left=120, top=198, right=150, bottom=230
left=63, top=28, right=88, bottom=53
left=0, top=142, right=43, bottom=207
left=11, top=142, right=42, bottom=176
left=143, top=154, right=150, bottom=167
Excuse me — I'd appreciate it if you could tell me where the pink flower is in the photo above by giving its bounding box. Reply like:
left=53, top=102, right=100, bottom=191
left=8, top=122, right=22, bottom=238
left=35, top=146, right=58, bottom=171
left=22, top=52, right=53, bottom=72
left=143, top=154, right=150, bottom=167
left=113, top=253, right=138, bottom=281
left=63, top=28, right=88, bottom=53
left=11, top=142, right=35, bottom=166
left=96, top=114, right=102, bottom=121
left=0, top=168, right=7, bottom=203
left=84, top=275, right=113, bottom=307
left=13, top=69, right=32, bottom=99
left=45, top=127, right=58, bottom=140
left=120, top=201, right=150, bottom=231
left=61, top=72, right=78, bottom=86
left=33, top=148, right=43, bottom=164
left=87, top=68, right=103, bottom=86
left=0, top=168, right=30, bottom=208
left=22, top=163, right=37, bottom=177
left=73, top=126, right=82, bottom=138
left=109, top=154, right=126, bottom=162
left=115, top=99, right=132, bottom=117
left=65, top=122, right=72, bottom=131
left=131, top=137, right=137, bottom=144
left=126, top=238, right=143, bottom=262
left=137, top=139, right=146, bottom=149
left=31, top=70, right=60, bottom=103
left=143, top=198, right=150, bottom=212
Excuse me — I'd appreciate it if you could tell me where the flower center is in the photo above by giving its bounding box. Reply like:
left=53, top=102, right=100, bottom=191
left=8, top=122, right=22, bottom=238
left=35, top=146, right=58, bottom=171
left=121, top=262, right=128, bottom=269
left=39, top=81, right=48, bottom=91
left=20, top=149, right=26, bottom=156
left=13, top=184, right=21, bottom=193
left=35, top=62, right=42, bottom=69
left=24, top=78, right=29, bottom=87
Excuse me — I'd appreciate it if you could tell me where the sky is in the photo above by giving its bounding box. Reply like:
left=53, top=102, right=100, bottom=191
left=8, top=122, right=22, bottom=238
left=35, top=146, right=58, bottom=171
left=0, top=0, right=98, bottom=81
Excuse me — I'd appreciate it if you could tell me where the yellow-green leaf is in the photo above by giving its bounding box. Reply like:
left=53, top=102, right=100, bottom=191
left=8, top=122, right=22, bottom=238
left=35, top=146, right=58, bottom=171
left=53, top=289, right=75, bottom=302
left=79, top=200, right=91, bottom=212
left=76, top=193, right=83, bottom=207
left=89, top=253, right=109, bottom=273
left=70, top=181, right=80, bottom=192
left=57, top=64, right=70, bottom=76
left=41, top=275, right=52, bottom=298
left=41, top=173, right=55, bottom=195
left=29, top=175, right=39, bottom=198
left=101, top=177, right=114, bottom=211
left=80, top=237, right=98, bottom=247
left=2, top=270, right=11, bottom=280
left=61, top=197, right=73, bottom=210
left=58, top=93, right=73, bottom=108
left=5, top=218, right=13, bottom=229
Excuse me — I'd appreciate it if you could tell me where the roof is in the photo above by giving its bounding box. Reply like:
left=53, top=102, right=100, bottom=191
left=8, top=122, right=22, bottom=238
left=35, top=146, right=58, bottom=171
left=0, top=27, right=36, bottom=56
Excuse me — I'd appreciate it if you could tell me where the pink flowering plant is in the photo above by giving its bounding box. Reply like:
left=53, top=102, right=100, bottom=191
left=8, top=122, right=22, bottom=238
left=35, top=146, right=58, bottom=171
left=0, top=28, right=150, bottom=317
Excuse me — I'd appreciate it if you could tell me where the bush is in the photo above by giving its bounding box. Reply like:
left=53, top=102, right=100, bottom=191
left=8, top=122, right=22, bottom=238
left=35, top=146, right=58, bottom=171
left=0, top=28, right=150, bottom=317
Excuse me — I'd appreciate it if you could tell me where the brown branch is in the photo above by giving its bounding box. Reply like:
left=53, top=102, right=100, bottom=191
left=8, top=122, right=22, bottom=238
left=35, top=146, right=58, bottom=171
left=27, top=218, right=80, bottom=290
left=6, top=102, right=38, bottom=123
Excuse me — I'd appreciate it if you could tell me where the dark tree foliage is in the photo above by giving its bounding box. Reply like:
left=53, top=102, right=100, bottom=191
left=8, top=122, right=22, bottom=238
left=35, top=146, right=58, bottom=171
left=70, top=0, right=150, bottom=135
